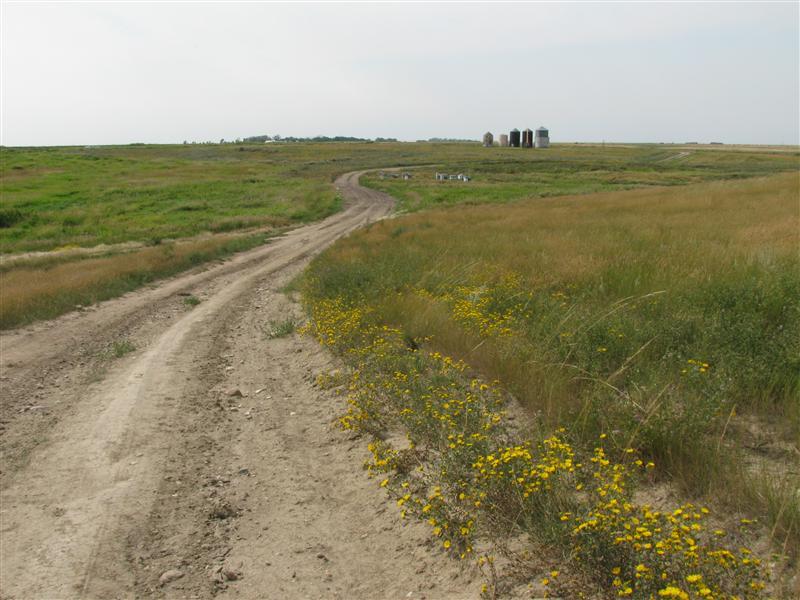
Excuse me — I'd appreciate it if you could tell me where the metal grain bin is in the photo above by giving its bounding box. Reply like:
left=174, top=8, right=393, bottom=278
left=522, top=128, right=533, bottom=148
left=535, top=127, right=550, bottom=148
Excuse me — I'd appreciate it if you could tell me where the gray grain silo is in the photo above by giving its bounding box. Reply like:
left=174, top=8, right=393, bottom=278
left=509, top=128, right=521, bottom=148
left=535, top=127, right=550, bottom=148
left=522, top=128, right=533, bottom=148
left=499, top=134, right=509, bottom=147
left=482, top=132, right=494, bottom=147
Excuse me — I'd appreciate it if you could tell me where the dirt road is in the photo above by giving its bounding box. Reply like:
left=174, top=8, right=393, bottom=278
left=0, top=172, right=479, bottom=599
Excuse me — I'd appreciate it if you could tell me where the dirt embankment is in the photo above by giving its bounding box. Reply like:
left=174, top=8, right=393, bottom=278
left=0, top=171, right=480, bottom=599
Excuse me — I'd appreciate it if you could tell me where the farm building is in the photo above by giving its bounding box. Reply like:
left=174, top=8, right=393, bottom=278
left=499, top=134, right=509, bottom=147
left=509, top=128, right=521, bottom=148
left=482, top=132, right=494, bottom=147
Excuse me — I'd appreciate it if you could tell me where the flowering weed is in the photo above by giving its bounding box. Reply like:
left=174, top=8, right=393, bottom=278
left=303, top=292, right=773, bottom=597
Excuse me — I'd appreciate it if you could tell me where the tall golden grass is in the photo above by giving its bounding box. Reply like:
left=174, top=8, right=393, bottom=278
left=360, top=172, right=799, bottom=286
left=0, top=234, right=267, bottom=328
left=304, top=172, right=800, bottom=558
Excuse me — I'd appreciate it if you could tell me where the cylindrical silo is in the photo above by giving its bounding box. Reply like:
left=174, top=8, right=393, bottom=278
left=509, top=128, right=521, bottom=148
left=499, top=134, right=509, bottom=147
left=535, top=127, right=550, bottom=148
left=482, top=132, right=494, bottom=147
left=522, top=128, right=533, bottom=148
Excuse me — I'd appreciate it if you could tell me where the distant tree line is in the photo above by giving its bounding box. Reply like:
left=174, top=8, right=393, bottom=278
left=240, top=135, right=398, bottom=143
left=420, top=137, right=480, bottom=143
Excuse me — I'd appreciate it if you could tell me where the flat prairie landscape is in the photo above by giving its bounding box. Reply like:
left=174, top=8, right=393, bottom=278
left=1, top=142, right=799, bottom=598
left=3, top=142, right=796, bottom=253
left=2, top=142, right=796, bottom=328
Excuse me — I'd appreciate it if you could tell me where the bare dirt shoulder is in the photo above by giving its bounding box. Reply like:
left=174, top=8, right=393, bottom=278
left=0, top=171, right=479, bottom=599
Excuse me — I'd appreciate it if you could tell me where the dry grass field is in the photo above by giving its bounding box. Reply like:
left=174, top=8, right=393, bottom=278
left=302, top=170, right=800, bottom=596
left=0, top=232, right=274, bottom=328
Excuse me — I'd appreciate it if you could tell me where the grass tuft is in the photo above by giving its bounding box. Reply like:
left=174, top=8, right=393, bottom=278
left=263, top=318, right=297, bottom=339
left=112, top=340, right=136, bottom=358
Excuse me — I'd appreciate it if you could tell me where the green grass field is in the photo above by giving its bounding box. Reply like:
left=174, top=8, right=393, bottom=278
left=3, top=143, right=797, bottom=253
left=362, top=144, right=800, bottom=212
left=0, top=144, right=342, bottom=253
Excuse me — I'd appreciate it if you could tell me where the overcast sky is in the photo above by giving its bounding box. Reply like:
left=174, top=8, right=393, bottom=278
left=2, top=1, right=798, bottom=146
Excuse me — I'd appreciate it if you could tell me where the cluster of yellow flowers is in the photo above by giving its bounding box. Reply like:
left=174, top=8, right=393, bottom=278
left=681, top=358, right=711, bottom=376
left=304, top=293, right=768, bottom=598
left=365, top=440, right=398, bottom=476
left=568, top=445, right=765, bottom=598
left=416, top=274, right=532, bottom=339
left=472, top=435, right=576, bottom=501
left=301, top=296, right=372, bottom=349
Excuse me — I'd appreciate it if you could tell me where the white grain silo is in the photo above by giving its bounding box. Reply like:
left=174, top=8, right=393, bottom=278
left=499, top=134, right=509, bottom=147
left=482, top=132, right=494, bottom=147
left=535, top=127, right=550, bottom=148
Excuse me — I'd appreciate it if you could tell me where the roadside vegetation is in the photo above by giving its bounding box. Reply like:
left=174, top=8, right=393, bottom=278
left=301, top=171, right=800, bottom=596
left=111, top=339, right=135, bottom=358
left=263, top=317, right=298, bottom=339
left=183, top=294, right=202, bottom=308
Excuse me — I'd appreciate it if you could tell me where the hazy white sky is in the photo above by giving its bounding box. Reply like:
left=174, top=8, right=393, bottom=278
left=2, top=1, right=798, bottom=146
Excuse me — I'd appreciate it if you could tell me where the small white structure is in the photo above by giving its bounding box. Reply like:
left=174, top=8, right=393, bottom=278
left=499, top=134, right=509, bottom=147
left=535, top=127, right=550, bottom=148
left=435, top=172, right=470, bottom=182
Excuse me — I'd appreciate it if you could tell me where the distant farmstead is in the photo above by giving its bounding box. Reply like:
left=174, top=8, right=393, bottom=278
left=483, top=126, right=550, bottom=149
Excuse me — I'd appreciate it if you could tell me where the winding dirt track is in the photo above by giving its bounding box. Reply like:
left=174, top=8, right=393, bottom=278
left=0, top=172, right=478, bottom=599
